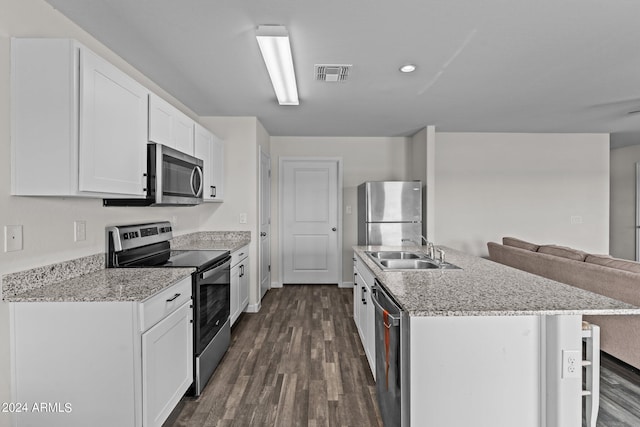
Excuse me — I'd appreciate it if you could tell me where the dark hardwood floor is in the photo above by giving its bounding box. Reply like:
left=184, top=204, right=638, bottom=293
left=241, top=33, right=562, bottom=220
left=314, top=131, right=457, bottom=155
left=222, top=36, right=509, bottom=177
left=166, top=285, right=640, bottom=427
left=595, top=354, right=640, bottom=427
left=167, top=285, right=382, bottom=427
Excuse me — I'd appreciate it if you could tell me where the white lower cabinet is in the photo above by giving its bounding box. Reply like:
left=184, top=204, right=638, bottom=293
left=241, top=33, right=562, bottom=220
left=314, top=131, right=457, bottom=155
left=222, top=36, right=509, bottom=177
left=142, top=300, right=193, bottom=427
left=353, top=254, right=376, bottom=378
left=230, top=245, right=250, bottom=325
left=9, top=277, right=193, bottom=427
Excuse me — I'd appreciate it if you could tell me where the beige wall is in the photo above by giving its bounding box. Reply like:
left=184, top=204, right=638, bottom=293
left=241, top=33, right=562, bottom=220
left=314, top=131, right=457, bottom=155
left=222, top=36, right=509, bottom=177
left=434, top=133, right=610, bottom=257
left=198, top=117, right=268, bottom=308
left=270, top=136, right=412, bottom=285
left=610, top=144, right=640, bottom=260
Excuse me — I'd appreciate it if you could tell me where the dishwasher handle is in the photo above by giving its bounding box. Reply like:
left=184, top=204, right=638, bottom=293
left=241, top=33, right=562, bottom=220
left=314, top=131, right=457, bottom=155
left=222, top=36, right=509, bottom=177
left=370, top=282, right=401, bottom=326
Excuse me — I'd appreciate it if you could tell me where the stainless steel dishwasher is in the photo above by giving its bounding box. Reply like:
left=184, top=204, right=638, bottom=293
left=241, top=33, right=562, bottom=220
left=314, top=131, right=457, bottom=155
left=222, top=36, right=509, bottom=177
left=371, top=280, right=409, bottom=427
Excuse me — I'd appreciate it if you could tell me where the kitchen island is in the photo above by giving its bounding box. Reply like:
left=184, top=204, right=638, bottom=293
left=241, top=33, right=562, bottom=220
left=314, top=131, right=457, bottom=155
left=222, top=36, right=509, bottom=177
left=353, top=245, right=640, bottom=427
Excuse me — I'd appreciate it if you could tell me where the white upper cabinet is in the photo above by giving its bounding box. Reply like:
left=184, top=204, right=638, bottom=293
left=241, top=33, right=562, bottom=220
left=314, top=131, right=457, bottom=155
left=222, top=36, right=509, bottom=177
left=11, top=38, right=148, bottom=197
left=148, top=93, right=195, bottom=155
left=194, top=123, right=225, bottom=202
left=79, top=48, right=148, bottom=195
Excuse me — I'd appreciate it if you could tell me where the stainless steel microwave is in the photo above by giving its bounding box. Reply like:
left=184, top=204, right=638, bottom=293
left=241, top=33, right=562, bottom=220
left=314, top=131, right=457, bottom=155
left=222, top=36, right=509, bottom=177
left=148, top=143, right=203, bottom=205
left=103, top=143, right=203, bottom=206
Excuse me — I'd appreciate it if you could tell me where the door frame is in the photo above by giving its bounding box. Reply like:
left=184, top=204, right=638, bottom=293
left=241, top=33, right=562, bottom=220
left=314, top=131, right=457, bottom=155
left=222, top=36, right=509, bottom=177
left=635, top=162, right=640, bottom=261
left=258, top=146, right=271, bottom=301
left=278, top=157, right=343, bottom=285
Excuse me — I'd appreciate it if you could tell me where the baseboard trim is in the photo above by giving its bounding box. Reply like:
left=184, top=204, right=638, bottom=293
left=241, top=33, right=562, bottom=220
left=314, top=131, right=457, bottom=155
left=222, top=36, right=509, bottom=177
left=245, top=302, right=261, bottom=313
left=270, top=282, right=353, bottom=288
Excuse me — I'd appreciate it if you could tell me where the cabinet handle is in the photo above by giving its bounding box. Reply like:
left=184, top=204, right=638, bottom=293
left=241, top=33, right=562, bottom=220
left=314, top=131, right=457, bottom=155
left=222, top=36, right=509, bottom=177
left=211, top=186, right=216, bottom=197
left=362, top=286, right=366, bottom=304
left=166, top=293, right=180, bottom=302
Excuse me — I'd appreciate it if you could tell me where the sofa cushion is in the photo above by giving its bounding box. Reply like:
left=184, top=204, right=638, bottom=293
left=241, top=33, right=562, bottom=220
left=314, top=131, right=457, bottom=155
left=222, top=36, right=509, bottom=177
left=502, top=237, right=539, bottom=252
left=537, top=245, right=587, bottom=261
left=585, top=254, right=640, bottom=274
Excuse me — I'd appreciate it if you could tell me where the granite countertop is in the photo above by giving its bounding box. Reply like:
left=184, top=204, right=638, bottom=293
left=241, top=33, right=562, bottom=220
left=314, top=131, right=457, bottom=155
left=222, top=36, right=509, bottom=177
left=171, top=231, right=251, bottom=252
left=354, top=245, right=640, bottom=317
left=2, top=231, right=250, bottom=303
left=4, top=267, right=194, bottom=303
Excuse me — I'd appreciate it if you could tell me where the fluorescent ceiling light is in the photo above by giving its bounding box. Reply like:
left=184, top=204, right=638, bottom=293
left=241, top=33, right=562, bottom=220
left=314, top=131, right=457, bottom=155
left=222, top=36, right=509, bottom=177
left=256, top=25, right=299, bottom=106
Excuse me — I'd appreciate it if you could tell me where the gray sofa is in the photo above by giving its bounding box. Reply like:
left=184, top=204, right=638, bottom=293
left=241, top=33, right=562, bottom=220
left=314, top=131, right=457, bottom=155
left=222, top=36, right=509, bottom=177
left=488, top=237, right=640, bottom=370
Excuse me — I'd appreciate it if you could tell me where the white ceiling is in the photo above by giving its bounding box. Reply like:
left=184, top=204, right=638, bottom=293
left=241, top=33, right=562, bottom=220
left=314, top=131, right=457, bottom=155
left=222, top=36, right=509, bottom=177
left=45, top=0, right=640, bottom=147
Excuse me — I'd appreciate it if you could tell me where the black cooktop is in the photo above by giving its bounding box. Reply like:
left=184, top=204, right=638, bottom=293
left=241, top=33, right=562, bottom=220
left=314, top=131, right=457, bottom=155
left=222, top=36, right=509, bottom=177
left=164, top=250, right=230, bottom=270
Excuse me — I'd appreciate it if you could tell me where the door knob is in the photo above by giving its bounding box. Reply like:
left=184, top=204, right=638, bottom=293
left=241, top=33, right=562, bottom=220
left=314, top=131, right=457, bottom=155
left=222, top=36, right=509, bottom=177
left=260, top=232, right=267, bottom=237
left=332, top=227, right=337, bottom=231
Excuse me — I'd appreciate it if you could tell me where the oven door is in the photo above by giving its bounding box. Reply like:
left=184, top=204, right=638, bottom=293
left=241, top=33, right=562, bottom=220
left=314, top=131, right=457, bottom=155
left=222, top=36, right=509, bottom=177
left=150, top=143, right=204, bottom=205
left=194, top=257, right=231, bottom=355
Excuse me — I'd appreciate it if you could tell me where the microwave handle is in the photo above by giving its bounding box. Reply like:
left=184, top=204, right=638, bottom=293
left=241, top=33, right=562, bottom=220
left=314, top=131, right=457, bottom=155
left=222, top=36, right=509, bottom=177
left=191, top=166, right=204, bottom=197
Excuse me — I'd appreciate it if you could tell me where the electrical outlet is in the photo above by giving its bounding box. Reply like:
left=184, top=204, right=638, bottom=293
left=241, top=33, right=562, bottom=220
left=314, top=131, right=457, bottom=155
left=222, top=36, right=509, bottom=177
left=74, top=220, right=86, bottom=242
left=4, top=225, right=23, bottom=252
left=570, top=215, right=583, bottom=224
left=346, top=205, right=352, bottom=215
left=239, top=213, right=247, bottom=224
left=562, top=349, right=581, bottom=379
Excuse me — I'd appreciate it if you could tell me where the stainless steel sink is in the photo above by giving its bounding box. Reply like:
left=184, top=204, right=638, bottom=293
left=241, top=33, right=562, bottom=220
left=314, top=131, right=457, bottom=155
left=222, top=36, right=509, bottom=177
left=364, top=251, right=461, bottom=270
left=379, top=259, right=440, bottom=269
left=368, top=251, right=422, bottom=260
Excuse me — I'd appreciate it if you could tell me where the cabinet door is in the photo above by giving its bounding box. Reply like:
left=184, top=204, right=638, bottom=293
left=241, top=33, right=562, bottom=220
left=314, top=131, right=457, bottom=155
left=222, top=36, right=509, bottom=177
left=353, top=266, right=360, bottom=323
left=239, top=258, right=249, bottom=312
left=149, top=93, right=195, bottom=155
left=173, top=114, right=194, bottom=155
left=194, top=123, right=215, bottom=201
left=364, top=282, right=376, bottom=377
left=195, top=124, right=224, bottom=203
left=354, top=271, right=366, bottom=344
left=230, top=263, right=240, bottom=325
left=148, top=93, right=174, bottom=147
left=79, top=47, right=147, bottom=195
left=142, top=300, right=193, bottom=427
left=211, top=137, right=225, bottom=201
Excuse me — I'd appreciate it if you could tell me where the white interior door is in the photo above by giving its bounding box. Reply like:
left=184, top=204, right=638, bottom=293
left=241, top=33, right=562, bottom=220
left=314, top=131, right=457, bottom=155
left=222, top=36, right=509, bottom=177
left=281, top=159, right=340, bottom=284
left=259, top=148, right=271, bottom=298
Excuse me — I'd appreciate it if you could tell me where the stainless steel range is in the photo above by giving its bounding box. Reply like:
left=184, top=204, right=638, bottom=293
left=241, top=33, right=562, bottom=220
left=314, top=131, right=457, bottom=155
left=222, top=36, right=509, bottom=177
left=106, top=221, right=231, bottom=396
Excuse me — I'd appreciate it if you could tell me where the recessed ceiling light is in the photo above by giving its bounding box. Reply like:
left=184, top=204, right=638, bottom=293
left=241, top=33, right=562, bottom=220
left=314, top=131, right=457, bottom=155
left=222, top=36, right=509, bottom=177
left=399, top=64, right=417, bottom=73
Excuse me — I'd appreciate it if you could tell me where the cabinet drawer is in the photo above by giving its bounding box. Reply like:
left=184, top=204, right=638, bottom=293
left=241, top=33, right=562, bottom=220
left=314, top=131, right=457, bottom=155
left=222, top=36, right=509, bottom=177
left=140, top=276, right=192, bottom=332
left=231, top=245, right=249, bottom=267
left=355, top=254, right=375, bottom=288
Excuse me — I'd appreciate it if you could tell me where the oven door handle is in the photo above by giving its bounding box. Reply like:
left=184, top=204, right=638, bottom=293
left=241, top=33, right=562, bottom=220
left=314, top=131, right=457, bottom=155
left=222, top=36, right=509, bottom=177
left=200, top=258, right=231, bottom=280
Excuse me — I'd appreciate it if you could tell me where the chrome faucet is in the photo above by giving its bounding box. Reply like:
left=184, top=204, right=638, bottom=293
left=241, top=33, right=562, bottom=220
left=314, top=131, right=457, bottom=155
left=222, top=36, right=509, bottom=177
left=436, top=248, right=446, bottom=264
left=415, top=235, right=435, bottom=259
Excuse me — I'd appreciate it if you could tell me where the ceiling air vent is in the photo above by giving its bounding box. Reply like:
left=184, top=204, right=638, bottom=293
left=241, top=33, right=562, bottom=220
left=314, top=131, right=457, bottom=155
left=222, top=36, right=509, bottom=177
left=315, top=64, right=351, bottom=82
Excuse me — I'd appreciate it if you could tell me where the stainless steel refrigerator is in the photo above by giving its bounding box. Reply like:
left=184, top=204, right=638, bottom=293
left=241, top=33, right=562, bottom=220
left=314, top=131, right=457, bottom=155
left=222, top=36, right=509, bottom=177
left=357, top=181, right=422, bottom=246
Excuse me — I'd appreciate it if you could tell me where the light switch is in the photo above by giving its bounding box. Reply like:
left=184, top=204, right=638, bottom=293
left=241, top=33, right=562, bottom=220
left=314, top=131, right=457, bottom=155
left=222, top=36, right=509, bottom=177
left=346, top=205, right=352, bottom=214
left=5, top=225, right=23, bottom=252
